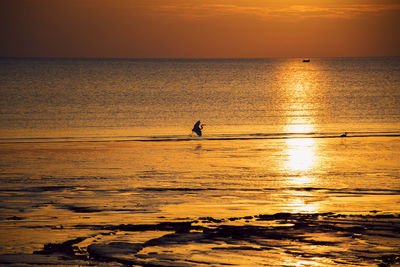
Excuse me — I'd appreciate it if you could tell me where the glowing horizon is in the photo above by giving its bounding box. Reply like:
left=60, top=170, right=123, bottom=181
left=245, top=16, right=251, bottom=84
left=0, top=0, right=399, bottom=58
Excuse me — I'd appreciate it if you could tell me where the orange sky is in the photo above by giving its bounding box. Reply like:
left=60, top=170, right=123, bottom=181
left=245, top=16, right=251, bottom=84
left=1, top=0, right=399, bottom=58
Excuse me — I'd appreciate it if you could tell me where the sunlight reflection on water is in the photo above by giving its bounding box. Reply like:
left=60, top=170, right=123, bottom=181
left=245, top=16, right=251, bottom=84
left=282, top=134, right=321, bottom=213
left=286, top=137, right=315, bottom=173
left=285, top=196, right=320, bottom=213
left=280, top=64, right=322, bottom=213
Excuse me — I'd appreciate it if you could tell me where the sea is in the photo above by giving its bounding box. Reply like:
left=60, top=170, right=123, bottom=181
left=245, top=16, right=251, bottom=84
left=1, top=57, right=400, bottom=140
left=0, top=57, right=399, bottom=266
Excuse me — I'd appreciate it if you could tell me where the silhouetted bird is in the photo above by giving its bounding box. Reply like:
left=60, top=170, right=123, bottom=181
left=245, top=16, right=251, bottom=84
left=192, top=120, right=204, bottom=137
left=340, top=132, right=347, bottom=137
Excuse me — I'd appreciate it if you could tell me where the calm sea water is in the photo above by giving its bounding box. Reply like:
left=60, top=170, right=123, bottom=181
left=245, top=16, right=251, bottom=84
left=1, top=57, right=399, bottom=140
left=0, top=58, right=399, bottom=260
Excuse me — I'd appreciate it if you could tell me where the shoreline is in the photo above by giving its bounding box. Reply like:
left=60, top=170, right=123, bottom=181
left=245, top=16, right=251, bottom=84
left=1, top=131, right=399, bottom=144
left=1, top=212, right=399, bottom=266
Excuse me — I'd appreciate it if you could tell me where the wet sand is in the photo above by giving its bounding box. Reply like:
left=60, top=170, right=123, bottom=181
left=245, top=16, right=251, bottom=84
left=1, top=212, right=399, bottom=266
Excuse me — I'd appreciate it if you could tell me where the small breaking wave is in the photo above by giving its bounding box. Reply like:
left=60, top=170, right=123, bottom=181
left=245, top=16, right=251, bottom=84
left=0, top=131, right=399, bottom=144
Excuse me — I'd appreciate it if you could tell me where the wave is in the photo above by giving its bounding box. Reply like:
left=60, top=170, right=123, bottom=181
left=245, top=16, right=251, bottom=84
left=0, top=131, right=399, bottom=144
left=3, top=185, right=399, bottom=195
left=137, top=186, right=400, bottom=195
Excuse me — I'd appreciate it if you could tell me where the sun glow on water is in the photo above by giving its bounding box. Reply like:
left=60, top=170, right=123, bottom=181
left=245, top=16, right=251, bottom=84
left=278, top=63, right=323, bottom=213
left=284, top=120, right=316, bottom=172
left=280, top=119, right=322, bottom=213
left=280, top=62, right=320, bottom=174
left=286, top=197, right=319, bottom=213
left=286, top=137, right=315, bottom=173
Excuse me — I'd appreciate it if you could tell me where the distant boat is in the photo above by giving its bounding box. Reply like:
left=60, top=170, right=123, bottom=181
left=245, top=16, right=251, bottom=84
left=340, top=132, right=347, bottom=137
left=302, top=59, right=310, bottom=63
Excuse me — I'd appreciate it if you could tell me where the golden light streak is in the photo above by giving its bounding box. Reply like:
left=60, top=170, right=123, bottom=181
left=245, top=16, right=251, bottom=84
left=285, top=137, right=315, bottom=173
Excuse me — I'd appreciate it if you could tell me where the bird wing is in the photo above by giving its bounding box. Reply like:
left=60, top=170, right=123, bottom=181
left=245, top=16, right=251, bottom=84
left=193, top=121, right=201, bottom=128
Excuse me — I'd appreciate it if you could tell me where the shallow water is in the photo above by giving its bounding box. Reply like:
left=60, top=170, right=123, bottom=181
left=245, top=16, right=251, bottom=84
left=0, top=135, right=399, bottom=263
left=0, top=58, right=399, bottom=265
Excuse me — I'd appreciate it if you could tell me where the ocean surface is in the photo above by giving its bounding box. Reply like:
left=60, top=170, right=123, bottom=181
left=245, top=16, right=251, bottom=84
left=0, top=57, right=399, bottom=266
left=1, top=57, right=400, bottom=140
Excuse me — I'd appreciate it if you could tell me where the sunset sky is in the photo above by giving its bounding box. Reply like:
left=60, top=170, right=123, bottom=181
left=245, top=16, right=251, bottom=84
left=1, top=0, right=399, bottom=58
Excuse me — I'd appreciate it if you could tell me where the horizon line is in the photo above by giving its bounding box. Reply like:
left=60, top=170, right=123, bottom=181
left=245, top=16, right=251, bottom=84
left=1, top=55, right=399, bottom=60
